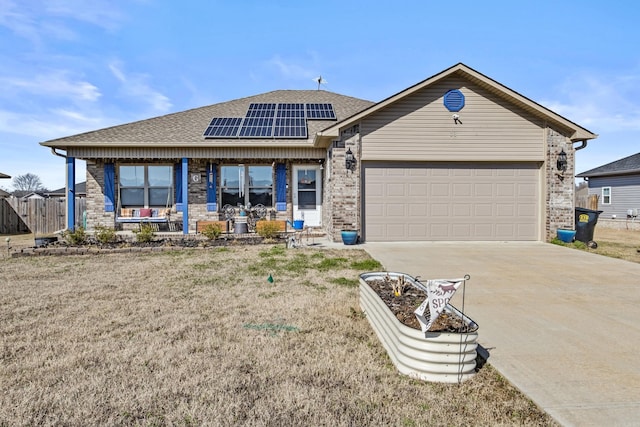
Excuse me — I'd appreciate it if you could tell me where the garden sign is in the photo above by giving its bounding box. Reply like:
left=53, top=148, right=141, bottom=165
left=414, top=279, right=465, bottom=333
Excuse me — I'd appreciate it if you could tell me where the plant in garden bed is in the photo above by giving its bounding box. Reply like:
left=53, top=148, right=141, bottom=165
left=94, top=225, right=118, bottom=245
left=201, top=223, right=222, bottom=240
left=62, top=227, right=88, bottom=245
left=256, top=221, right=281, bottom=239
left=133, top=223, right=156, bottom=243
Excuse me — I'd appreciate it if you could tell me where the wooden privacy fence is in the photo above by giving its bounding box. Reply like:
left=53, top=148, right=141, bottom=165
left=1, top=198, right=86, bottom=235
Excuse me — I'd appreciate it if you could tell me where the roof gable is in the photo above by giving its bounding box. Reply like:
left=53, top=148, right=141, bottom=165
left=577, top=152, right=640, bottom=178
left=317, top=63, right=597, bottom=143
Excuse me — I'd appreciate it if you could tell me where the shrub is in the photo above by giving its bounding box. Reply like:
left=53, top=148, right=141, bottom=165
left=134, top=223, right=156, bottom=243
left=256, top=221, right=281, bottom=239
left=201, top=223, right=222, bottom=240
left=94, top=225, right=117, bottom=244
left=63, top=227, right=88, bottom=245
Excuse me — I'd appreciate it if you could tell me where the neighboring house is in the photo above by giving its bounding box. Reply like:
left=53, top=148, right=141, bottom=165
left=40, top=63, right=596, bottom=242
left=45, top=182, right=87, bottom=198
left=12, top=191, right=45, bottom=200
left=0, top=173, right=9, bottom=198
left=576, top=152, right=640, bottom=220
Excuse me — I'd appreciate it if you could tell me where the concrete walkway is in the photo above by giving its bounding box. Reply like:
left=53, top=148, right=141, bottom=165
left=361, top=241, right=640, bottom=427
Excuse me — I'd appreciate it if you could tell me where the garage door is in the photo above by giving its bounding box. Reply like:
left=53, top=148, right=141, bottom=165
left=363, top=162, right=539, bottom=242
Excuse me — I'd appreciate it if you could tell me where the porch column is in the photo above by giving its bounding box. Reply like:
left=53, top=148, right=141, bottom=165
left=66, top=156, right=76, bottom=231
left=181, top=157, right=188, bottom=234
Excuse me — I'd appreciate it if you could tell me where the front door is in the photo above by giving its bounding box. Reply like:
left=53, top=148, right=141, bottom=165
left=292, top=165, right=322, bottom=227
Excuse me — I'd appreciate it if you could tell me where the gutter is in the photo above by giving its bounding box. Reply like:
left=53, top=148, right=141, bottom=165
left=51, top=148, right=67, bottom=158
left=573, top=140, right=588, bottom=151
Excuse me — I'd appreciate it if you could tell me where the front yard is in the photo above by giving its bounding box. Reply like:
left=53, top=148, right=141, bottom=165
left=0, top=244, right=555, bottom=426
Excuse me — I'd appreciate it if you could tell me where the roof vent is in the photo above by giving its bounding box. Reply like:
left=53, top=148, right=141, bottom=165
left=443, top=89, right=465, bottom=112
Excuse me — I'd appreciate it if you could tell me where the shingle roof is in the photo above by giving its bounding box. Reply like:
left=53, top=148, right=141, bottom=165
left=576, top=152, right=640, bottom=178
left=40, top=90, right=374, bottom=149
left=46, top=181, right=86, bottom=196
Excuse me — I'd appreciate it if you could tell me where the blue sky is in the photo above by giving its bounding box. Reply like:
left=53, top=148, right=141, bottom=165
left=1, top=0, right=639, bottom=191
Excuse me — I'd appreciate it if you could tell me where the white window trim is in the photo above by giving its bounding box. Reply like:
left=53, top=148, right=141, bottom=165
left=119, top=164, right=173, bottom=208
left=602, top=186, right=611, bottom=205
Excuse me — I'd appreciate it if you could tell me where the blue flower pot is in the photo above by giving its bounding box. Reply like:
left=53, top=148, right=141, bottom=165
left=557, top=229, right=576, bottom=243
left=292, top=220, right=304, bottom=230
left=341, top=230, right=358, bottom=245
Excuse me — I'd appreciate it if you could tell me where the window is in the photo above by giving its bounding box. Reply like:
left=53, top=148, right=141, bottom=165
left=602, top=187, right=611, bottom=205
left=221, top=165, right=273, bottom=207
left=297, top=168, right=317, bottom=209
left=119, top=165, right=173, bottom=208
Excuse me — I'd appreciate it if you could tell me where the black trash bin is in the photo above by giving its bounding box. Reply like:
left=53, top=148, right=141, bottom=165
left=574, top=207, right=603, bottom=244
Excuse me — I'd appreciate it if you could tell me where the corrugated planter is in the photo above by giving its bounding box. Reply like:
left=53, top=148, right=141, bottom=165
left=359, top=272, right=479, bottom=383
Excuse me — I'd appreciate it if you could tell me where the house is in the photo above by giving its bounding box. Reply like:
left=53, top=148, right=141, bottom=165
left=40, top=63, right=597, bottom=242
left=44, top=182, right=87, bottom=198
left=12, top=191, right=45, bottom=200
left=0, top=173, right=9, bottom=198
left=576, top=152, right=640, bottom=220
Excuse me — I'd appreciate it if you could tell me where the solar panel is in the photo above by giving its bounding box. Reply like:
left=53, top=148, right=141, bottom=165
left=239, top=103, right=276, bottom=137
left=274, top=103, right=307, bottom=138
left=204, top=102, right=335, bottom=139
left=306, top=103, right=336, bottom=120
left=203, top=117, right=242, bottom=138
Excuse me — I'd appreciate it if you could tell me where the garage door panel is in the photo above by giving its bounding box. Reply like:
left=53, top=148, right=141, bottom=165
left=474, top=183, right=493, bottom=196
left=430, top=204, right=449, bottom=216
left=364, top=162, right=539, bottom=241
left=453, top=183, right=471, bottom=196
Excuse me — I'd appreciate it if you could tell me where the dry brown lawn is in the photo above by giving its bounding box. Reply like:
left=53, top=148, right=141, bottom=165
left=0, top=243, right=556, bottom=426
left=591, top=227, right=640, bottom=263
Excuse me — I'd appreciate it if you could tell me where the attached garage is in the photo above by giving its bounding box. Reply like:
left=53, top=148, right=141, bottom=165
left=363, top=162, right=540, bottom=241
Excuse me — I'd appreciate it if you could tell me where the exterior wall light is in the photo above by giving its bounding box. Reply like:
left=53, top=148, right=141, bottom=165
left=345, top=148, right=356, bottom=171
left=556, top=149, right=568, bottom=173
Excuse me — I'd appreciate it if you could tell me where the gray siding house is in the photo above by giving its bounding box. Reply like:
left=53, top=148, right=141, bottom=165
left=577, top=152, right=640, bottom=220
left=41, top=63, right=597, bottom=242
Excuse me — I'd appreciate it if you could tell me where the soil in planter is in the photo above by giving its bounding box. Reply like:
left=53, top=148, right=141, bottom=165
left=365, top=278, right=474, bottom=333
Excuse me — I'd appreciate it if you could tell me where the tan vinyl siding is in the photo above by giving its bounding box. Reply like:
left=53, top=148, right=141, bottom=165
left=67, top=147, right=327, bottom=160
left=360, top=77, right=545, bottom=162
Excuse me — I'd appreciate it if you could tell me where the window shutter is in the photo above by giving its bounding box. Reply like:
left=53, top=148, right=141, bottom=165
left=104, top=163, right=115, bottom=212
left=275, top=163, right=286, bottom=211
left=175, top=162, right=183, bottom=212
left=207, top=163, right=217, bottom=211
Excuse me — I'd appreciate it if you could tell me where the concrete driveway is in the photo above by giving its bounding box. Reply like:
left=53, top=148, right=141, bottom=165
left=362, top=241, right=640, bottom=427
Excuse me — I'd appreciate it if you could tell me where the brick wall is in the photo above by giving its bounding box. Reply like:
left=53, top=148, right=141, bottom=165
left=327, top=126, right=361, bottom=242
left=546, top=128, right=575, bottom=239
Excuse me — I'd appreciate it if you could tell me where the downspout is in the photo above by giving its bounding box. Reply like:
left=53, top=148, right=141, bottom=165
left=50, top=148, right=76, bottom=231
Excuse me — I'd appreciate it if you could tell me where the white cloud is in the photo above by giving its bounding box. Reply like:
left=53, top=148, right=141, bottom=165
left=108, top=60, right=172, bottom=113
left=0, top=108, right=112, bottom=140
left=542, top=70, right=640, bottom=133
left=0, top=70, right=101, bottom=102
left=267, top=54, right=320, bottom=81
left=0, top=0, right=125, bottom=44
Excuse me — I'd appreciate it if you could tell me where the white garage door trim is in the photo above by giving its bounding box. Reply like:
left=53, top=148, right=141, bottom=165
left=363, top=162, right=540, bottom=242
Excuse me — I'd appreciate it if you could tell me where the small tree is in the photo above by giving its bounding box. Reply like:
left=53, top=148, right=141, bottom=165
left=12, top=173, right=47, bottom=192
